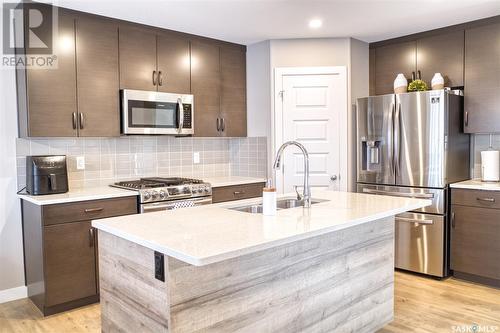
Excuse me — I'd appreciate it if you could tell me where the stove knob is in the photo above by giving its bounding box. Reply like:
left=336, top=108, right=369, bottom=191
left=143, top=191, right=151, bottom=201
left=204, top=187, right=210, bottom=193
left=151, top=191, right=159, bottom=200
left=159, top=190, right=166, bottom=199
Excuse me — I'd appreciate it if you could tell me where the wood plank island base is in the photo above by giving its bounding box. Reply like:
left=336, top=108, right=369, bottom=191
left=92, top=190, right=430, bottom=333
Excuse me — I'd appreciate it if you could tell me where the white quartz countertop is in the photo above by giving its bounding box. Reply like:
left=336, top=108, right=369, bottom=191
left=17, top=177, right=266, bottom=205
left=451, top=179, right=500, bottom=191
left=92, top=190, right=430, bottom=266
left=205, top=176, right=266, bottom=188
left=18, top=186, right=138, bottom=205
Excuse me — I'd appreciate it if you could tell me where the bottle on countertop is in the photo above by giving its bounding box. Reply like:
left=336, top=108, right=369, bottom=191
left=262, top=179, right=277, bottom=216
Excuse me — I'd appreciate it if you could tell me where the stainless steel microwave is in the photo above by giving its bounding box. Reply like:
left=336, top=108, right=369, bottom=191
left=121, top=89, right=194, bottom=135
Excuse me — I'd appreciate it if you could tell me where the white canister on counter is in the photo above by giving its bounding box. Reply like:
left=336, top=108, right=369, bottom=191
left=393, top=73, right=408, bottom=94
left=262, top=181, right=277, bottom=216
left=481, top=150, right=500, bottom=182
left=431, top=73, right=445, bottom=90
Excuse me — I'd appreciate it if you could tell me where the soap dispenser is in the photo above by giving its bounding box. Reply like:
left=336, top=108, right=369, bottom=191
left=262, top=179, right=277, bottom=216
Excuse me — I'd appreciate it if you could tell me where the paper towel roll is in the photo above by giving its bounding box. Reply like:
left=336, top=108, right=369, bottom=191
left=481, top=150, right=500, bottom=182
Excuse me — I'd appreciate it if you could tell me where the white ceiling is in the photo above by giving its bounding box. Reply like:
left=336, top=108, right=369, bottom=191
left=55, top=0, right=500, bottom=45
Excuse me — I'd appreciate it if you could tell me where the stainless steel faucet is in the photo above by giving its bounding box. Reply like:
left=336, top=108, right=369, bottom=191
left=273, top=141, right=311, bottom=208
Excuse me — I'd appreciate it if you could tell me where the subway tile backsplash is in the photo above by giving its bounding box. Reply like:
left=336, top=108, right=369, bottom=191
left=16, top=137, right=268, bottom=190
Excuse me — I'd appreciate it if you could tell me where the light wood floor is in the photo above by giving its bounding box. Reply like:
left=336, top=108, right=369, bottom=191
left=0, top=271, right=499, bottom=333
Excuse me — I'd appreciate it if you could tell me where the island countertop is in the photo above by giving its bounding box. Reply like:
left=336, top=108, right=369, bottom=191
left=92, top=190, right=430, bottom=266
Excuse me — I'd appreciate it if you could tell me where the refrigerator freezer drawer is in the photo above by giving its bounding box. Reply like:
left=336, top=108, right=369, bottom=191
left=357, top=183, right=446, bottom=214
left=395, top=212, right=445, bottom=277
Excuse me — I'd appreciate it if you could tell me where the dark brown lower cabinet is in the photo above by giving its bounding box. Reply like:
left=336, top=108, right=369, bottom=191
left=451, top=190, right=500, bottom=287
left=212, top=182, right=265, bottom=203
left=44, top=221, right=97, bottom=307
left=21, top=196, right=137, bottom=315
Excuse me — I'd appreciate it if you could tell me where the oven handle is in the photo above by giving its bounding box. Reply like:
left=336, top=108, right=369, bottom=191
left=177, top=98, right=184, bottom=134
left=362, top=188, right=434, bottom=199
left=141, top=197, right=212, bottom=213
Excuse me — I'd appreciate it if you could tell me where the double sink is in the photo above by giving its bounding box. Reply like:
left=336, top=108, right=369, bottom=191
left=228, top=197, right=329, bottom=214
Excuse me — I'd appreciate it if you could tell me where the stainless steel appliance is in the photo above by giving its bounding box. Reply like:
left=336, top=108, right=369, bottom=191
left=111, top=177, right=212, bottom=213
left=356, top=90, right=470, bottom=277
left=121, top=89, right=194, bottom=135
left=26, top=155, right=68, bottom=195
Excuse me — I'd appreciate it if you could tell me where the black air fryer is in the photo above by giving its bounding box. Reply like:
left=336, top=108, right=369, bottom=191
left=26, top=156, right=69, bottom=195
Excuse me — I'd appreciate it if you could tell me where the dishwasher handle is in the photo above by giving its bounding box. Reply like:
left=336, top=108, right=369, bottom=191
left=395, top=216, right=434, bottom=225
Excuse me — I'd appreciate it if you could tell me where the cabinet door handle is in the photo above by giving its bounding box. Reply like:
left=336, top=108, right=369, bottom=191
left=451, top=212, right=455, bottom=228
left=476, top=197, right=495, bottom=203
left=417, top=70, right=421, bottom=80
left=158, top=71, right=163, bottom=86
left=411, top=71, right=416, bottom=81
left=79, top=113, right=84, bottom=130
left=72, top=112, right=77, bottom=130
left=221, top=117, right=225, bottom=131
left=216, top=117, right=221, bottom=132
left=465, top=111, right=469, bottom=127
left=152, top=70, right=157, bottom=86
left=233, top=191, right=245, bottom=195
left=89, top=228, right=95, bottom=247
left=84, top=207, right=104, bottom=213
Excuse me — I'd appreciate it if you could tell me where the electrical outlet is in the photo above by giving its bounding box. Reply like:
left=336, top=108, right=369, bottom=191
left=76, top=156, right=85, bottom=170
left=193, top=152, right=200, bottom=164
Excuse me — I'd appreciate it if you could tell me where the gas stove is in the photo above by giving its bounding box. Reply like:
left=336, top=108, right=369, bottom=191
left=111, top=177, right=212, bottom=205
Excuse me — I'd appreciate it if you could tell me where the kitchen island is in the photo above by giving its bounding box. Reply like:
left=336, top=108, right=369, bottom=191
left=92, top=190, right=429, bottom=333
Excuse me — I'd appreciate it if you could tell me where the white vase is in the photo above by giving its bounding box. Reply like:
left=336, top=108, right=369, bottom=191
left=393, top=73, right=407, bottom=94
left=431, top=73, right=445, bottom=90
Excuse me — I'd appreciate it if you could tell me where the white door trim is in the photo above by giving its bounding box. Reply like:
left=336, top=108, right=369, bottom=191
left=273, top=66, right=348, bottom=193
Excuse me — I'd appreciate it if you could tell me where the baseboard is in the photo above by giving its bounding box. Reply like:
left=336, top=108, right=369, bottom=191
left=0, top=286, right=27, bottom=304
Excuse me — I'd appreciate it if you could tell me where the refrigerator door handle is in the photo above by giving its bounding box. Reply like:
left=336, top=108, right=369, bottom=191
left=389, top=103, right=395, bottom=176
left=394, top=103, right=401, bottom=176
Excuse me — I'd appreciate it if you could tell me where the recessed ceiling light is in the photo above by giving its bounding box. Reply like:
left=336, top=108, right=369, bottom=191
left=309, top=19, right=323, bottom=29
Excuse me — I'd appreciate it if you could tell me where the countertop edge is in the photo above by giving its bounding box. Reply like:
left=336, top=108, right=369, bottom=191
left=450, top=180, right=500, bottom=191
left=208, top=178, right=267, bottom=188
left=91, top=199, right=429, bottom=267
left=18, top=191, right=139, bottom=205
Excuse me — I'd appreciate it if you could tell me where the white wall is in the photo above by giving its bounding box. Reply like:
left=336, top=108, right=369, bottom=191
left=246, top=40, right=271, bottom=138
left=246, top=37, right=369, bottom=190
left=0, top=56, right=26, bottom=301
left=349, top=38, right=370, bottom=191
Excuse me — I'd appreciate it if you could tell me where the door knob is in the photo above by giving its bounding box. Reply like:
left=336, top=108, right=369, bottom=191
left=330, top=175, right=337, bottom=181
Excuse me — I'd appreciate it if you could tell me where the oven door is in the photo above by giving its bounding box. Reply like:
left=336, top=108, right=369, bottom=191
left=121, top=89, right=193, bottom=135
left=140, top=197, right=212, bottom=213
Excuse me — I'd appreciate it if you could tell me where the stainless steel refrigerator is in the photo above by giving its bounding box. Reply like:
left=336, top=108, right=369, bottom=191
left=356, top=90, right=469, bottom=277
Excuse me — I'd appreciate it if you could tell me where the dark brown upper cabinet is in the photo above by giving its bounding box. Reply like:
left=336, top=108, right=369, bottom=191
left=17, top=8, right=120, bottom=138
left=17, top=9, right=78, bottom=137
left=371, top=30, right=465, bottom=95
left=191, top=41, right=247, bottom=137
left=118, top=26, right=157, bottom=91
left=157, top=33, right=191, bottom=94
left=76, top=16, right=120, bottom=137
left=16, top=4, right=246, bottom=138
left=374, top=41, right=416, bottom=95
left=220, top=46, right=247, bottom=137
left=464, top=22, right=500, bottom=133
left=119, top=26, right=191, bottom=94
left=416, top=31, right=464, bottom=88
left=191, top=40, right=222, bottom=137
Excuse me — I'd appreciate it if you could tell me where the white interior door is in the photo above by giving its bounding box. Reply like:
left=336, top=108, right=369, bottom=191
left=276, top=70, right=346, bottom=194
